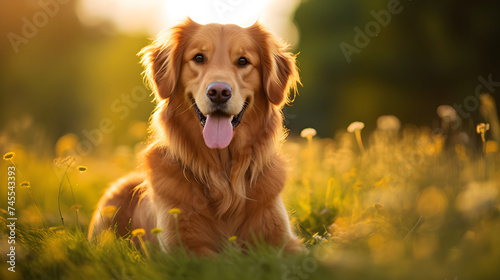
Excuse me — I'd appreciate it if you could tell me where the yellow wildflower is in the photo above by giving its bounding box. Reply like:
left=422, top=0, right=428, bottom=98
left=77, top=166, right=88, bottom=173
left=476, top=123, right=491, bottom=147
left=131, top=228, right=146, bottom=237
left=3, top=152, right=15, bottom=160
left=228, top=236, right=237, bottom=242
left=476, top=123, right=490, bottom=134
left=169, top=208, right=181, bottom=215
left=151, top=228, right=163, bottom=234
left=373, top=203, right=384, bottom=211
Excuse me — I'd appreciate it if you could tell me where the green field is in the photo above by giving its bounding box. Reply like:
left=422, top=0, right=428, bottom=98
left=1, top=114, right=500, bottom=280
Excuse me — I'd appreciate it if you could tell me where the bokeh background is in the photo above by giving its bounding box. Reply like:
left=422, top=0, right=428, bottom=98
left=1, top=0, right=500, bottom=150
left=1, top=2, right=500, bottom=279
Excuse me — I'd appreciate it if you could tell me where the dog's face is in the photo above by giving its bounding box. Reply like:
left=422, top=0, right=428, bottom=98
left=182, top=24, right=261, bottom=149
left=140, top=19, right=299, bottom=149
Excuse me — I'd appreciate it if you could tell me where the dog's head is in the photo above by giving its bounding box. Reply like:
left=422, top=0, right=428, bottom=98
left=140, top=19, right=299, bottom=149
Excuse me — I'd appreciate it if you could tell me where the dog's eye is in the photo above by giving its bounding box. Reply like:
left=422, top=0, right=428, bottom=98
left=193, top=54, right=204, bottom=63
left=238, top=57, right=248, bottom=66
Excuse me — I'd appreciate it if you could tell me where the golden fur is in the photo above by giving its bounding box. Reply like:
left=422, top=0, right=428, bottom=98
left=88, top=18, right=302, bottom=255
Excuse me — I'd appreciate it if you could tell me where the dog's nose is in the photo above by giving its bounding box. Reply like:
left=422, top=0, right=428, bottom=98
left=206, top=82, right=232, bottom=104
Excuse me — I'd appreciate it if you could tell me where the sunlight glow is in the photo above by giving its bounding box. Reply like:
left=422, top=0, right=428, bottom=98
left=76, top=0, right=166, bottom=34
left=76, top=0, right=300, bottom=44
left=164, top=0, right=268, bottom=26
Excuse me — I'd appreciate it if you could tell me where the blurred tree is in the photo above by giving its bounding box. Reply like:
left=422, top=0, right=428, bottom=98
left=0, top=0, right=154, bottom=150
left=290, top=0, right=500, bottom=136
left=1, top=0, right=500, bottom=146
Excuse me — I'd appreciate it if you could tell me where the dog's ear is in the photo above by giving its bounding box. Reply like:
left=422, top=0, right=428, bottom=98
left=139, top=19, right=199, bottom=101
left=251, top=23, right=300, bottom=107
left=139, top=40, right=177, bottom=100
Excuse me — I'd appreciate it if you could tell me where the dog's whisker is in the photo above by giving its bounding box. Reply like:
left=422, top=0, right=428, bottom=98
left=172, top=99, right=192, bottom=116
left=176, top=106, right=193, bottom=117
left=254, top=101, right=264, bottom=115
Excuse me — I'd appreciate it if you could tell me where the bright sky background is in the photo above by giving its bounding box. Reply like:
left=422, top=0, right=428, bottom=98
left=76, top=0, right=301, bottom=45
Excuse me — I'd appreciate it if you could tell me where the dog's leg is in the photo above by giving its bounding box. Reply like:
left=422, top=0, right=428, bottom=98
left=88, top=173, right=154, bottom=241
left=154, top=204, right=220, bottom=255
left=238, top=196, right=304, bottom=254
left=273, top=198, right=304, bottom=254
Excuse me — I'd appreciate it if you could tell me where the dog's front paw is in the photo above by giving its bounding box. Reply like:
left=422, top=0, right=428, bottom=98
left=284, top=237, right=306, bottom=254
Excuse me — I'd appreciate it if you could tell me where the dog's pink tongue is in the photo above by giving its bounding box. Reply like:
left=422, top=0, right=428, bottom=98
left=203, top=114, right=233, bottom=149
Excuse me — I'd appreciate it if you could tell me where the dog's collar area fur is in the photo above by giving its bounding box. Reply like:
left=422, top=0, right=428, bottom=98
left=193, top=101, right=247, bottom=129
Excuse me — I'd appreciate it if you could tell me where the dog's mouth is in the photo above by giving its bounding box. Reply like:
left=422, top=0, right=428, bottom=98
left=193, top=101, right=247, bottom=149
left=193, top=102, right=247, bottom=128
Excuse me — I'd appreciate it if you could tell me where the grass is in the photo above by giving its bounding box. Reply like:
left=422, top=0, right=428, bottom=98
left=1, top=113, right=500, bottom=280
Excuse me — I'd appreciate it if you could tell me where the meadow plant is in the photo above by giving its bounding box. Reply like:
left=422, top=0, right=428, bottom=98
left=53, top=156, right=77, bottom=226
left=132, top=228, right=150, bottom=258
left=347, top=121, right=366, bottom=154
left=169, top=208, right=184, bottom=249
left=300, top=128, right=317, bottom=145
left=72, top=165, right=87, bottom=232
left=2, top=109, right=500, bottom=279
left=3, top=152, right=45, bottom=227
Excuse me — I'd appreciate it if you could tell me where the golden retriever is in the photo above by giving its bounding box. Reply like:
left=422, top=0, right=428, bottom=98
left=88, top=18, right=302, bottom=255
